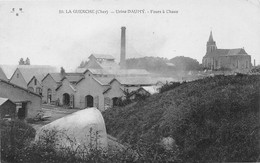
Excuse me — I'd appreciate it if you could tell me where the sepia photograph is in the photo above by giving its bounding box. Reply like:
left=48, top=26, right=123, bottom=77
left=0, top=0, right=260, bottom=162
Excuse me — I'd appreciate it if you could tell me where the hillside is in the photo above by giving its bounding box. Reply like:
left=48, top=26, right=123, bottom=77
left=170, top=56, right=202, bottom=71
left=103, top=74, right=260, bottom=162
left=126, top=56, right=202, bottom=73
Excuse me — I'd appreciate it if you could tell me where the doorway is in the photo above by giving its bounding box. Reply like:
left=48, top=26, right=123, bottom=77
left=85, top=95, right=94, bottom=108
left=112, top=97, right=119, bottom=107
left=63, top=93, right=70, bottom=106
left=17, top=102, right=27, bottom=120
left=47, top=89, right=52, bottom=103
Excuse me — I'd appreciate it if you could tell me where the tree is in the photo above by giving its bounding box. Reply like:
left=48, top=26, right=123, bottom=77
left=170, top=56, right=202, bottom=71
left=25, top=57, right=30, bottom=65
left=19, top=58, right=24, bottom=65
left=79, top=61, right=85, bottom=68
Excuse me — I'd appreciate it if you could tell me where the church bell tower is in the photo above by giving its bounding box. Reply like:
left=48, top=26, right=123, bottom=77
left=207, top=31, right=217, bottom=53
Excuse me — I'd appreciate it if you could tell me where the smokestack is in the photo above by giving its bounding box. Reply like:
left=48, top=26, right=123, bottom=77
left=120, top=26, right=126, bottom=69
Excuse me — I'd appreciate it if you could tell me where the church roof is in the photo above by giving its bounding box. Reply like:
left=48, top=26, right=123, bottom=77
left=208, top=31, right=214, bottom=43
left=205, top=48, right=249, bottom=57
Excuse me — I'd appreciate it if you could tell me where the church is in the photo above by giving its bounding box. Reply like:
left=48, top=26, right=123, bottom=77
left=202, top=31, right=251, bottom=72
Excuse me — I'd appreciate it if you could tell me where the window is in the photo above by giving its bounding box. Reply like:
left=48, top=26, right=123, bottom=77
left=246, top=61, right=248, bottom=68
left=215, top=60, right=218, bottom=68
left=34, top=78, right=37, bottom=85
left=17, top=73, right=19, bottom=78
left=36, top=87, right=42, bottom=95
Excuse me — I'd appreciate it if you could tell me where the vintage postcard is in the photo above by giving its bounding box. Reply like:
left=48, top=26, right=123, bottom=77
left=0, top=0, right=259, bottom=162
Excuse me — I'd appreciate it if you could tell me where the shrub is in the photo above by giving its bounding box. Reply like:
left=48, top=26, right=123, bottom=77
left=160, top=81, right=182, bottom=93
left=103, top=75, right=260, bottom=162
left=11, top=127, right=136, bottom=163
left=1, top=119, right=36, bottom=162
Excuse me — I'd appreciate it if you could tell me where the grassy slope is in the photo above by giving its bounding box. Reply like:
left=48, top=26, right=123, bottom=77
left=103, top=75, right=260, bottom=162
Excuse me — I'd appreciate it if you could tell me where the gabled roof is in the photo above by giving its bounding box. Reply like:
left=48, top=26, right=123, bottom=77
left=150, top=77, right=176, bottom=84
left=107, top=69, right=150, bottom=76
left=103, top=87, right=111, bottom=94
left=27, top=74, right=46, bottom=86
left=12, top=65, right=58, bottom=83
left=85, top=68, right=111, bottom=75
left=98, top=60, right=120, bottom=70
left=141, top=86, right=160, bottom=95
left=42, top=73, right=63, bottom=83
left=75, top=68, right=87, bottom=73
left=0, top=97, right=10, bottom=106
left=57, top=73, right=84, bottom=90
left=56, top=80, right=77, bottom=92
left=0, top=67, right=8, bottom=81
left=93, top=77, right=114, bottom=86
left=89, top=54, right=115, bottom=60
left=62, top=73, right=84, bottom=83
left=112, top=76, right=156, bottom=85
left=103, top=86, right=125, bottom=94
left=0, top=65, right=18, bottom=79
left=205, top=48, right=249, bottom=57
left=110, top=76, right=174, bottom=86
left=50, top=73, right=63, bottom=82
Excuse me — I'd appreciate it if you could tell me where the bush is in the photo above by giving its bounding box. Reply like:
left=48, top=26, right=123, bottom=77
left=103, top=75, right=260, bottom=162
left=160, top=81, right=182, bottom=93
left=2, top=125, right=137, bottom=163
left=1, top=119, right=36, bottom=162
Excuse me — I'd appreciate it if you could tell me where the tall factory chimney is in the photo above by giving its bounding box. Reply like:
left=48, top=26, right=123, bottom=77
left=120, top=26, right=126, bottom=69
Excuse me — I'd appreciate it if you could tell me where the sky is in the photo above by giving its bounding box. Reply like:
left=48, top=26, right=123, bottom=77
left=0, top=0, right=260, bottom=71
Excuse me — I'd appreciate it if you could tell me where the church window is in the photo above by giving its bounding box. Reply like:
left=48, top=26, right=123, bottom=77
left=34, top=78, right=37, bottom=85
left=17, top=73, right=19, bottom=78
left=246, top=61, right=248, bottom=68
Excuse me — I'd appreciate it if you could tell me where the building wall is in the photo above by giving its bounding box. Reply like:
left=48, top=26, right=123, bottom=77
left=0, top=80, right=42, bottom=118
left=10, top=69, right=27, bottom=88
left=203, top=55, right=251, bottom=72
left=86, top=59, right=102, bottom=69
left=104, top=80, right=124, bottom=99
left=0, top=101, right=16, bottom=119
left=42, top=75, right=58, bottom=103
left=75, top=71, right=109, bottom=111
left=56, top=79, right=75, bottom=106
left=104, top=80, right=125, bottom=109
left=28, top=77, right=43, bottom=95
